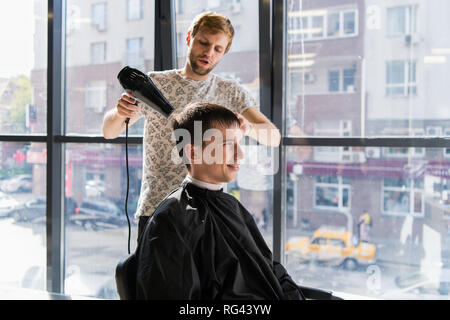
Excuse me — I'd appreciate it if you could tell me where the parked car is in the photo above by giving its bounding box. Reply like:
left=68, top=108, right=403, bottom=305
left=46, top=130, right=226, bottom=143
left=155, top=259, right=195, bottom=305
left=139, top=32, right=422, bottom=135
left=7, top=197, right=46, bottom=223
left=69, top=198, right=127, bottom=230
left=1, top=174, right=32, bottom=193
left=0, top=191, right=19, bottom=217
left=7, top=196, right=78, bottom=223
left=285, top=226, right=377, bottom=270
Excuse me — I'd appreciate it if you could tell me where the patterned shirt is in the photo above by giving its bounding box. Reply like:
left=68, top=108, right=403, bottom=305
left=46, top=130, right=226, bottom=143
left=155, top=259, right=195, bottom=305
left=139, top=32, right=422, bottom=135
left=135, top=69, right=258, bottom=218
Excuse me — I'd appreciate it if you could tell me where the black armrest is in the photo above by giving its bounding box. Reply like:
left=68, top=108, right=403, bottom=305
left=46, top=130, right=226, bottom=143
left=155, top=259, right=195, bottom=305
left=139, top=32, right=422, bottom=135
left=115, top=253, right=137, bottom=300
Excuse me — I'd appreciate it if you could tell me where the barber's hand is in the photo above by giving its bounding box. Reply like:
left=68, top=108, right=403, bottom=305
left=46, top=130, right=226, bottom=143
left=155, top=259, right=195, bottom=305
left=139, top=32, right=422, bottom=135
left=116, top=92, right=141, bottom=119
left=235, top=112, right=253, bottom=136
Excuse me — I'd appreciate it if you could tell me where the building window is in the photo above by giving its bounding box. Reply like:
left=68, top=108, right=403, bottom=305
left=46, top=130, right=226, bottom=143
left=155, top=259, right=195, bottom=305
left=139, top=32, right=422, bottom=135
left=343, top=68, right=356, bottom=92
left=327, top=9, right=357, bottom=38
left=127, top=0, right=143, bottom=20
left=126, top=37, right=144, bottom=69
left=85, top=81, right=107, bottom=113
left=287, top=8, right=357, bottom=42
left=386, top=60, right=417, bottom=97
left=387, top=5, right=418, bottom=37
left=311, top=15, right=324, bottom=39
left=90, top=42, right=106, bottom=64
left=314, top=175, right=351, bottom=211
left=328, top=67, right=356, bottom=93
left=343, top=11, right=356, bottom=35
left=383, top=178, right=424, bottom=217
left=328, top=70, right=340, bottom=92
left=288, top=16, right=309, bottom=42
left=327, top=12, right=340, bottom=37
left=91, top=2, right=107, bottom=31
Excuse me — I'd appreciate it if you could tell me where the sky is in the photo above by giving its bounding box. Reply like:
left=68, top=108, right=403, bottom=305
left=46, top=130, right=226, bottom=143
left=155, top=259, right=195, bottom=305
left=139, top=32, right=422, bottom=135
left=0, top=0, right=35, bottom=79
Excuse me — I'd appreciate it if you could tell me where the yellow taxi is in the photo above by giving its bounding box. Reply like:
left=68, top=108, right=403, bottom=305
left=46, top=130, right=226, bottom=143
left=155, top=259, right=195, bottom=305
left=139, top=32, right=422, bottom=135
left=286, top=226, right=376, bottom=270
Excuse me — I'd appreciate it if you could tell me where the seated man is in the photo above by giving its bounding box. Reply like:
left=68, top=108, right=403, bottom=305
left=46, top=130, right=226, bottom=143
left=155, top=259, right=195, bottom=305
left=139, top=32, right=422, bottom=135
left=135, top=102, right=305, bottom=300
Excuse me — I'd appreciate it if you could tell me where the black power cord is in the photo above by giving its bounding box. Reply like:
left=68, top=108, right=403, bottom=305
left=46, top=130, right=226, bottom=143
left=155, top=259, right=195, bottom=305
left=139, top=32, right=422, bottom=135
left=124, top=117, right=131, bottom=254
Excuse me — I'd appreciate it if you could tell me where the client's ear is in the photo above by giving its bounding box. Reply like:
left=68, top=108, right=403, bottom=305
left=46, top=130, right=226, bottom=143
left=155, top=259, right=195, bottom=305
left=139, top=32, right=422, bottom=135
left=184, top=143, right=202, bottom=166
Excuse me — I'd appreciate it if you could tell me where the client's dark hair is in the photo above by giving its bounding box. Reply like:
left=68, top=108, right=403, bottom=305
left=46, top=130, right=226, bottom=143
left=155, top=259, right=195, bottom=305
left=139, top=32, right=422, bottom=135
left=172, top=102, right=241, bottom=170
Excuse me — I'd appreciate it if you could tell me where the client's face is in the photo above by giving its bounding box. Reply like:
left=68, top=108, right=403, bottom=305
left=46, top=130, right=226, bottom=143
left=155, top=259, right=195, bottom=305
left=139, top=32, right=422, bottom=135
left=192, top=124, right=244, bottom=184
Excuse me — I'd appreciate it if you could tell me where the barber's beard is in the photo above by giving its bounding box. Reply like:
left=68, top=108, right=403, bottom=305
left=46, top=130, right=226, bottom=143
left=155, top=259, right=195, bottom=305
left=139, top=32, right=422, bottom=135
left=188, top=51, right=216, bottom=76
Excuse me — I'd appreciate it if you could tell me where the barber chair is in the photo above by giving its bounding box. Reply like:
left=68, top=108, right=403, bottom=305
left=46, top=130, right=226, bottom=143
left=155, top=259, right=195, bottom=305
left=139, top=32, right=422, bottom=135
left=115, top=253, right=137, bottom=300
left=115, top=253, right=343, bottom=300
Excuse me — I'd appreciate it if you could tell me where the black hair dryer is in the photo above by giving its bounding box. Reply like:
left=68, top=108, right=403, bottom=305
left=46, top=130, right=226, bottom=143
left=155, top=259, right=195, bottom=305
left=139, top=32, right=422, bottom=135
left=117, top=66, right=175, bottom=118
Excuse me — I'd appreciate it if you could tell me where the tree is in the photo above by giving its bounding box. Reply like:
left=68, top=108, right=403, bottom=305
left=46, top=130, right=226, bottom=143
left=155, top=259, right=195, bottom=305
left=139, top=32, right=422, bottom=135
left=9, top=75, right=31, bottom=133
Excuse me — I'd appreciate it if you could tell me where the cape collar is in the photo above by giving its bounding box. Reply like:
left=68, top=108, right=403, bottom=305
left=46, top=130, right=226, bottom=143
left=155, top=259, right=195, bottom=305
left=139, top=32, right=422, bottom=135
left=183, top=174, right=224, bottom=191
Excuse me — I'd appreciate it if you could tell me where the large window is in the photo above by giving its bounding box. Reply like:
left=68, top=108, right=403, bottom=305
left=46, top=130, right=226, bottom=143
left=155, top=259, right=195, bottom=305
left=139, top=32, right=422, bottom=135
left=285, top=0, right=450, bottom=300
left=64, top=143, right=141, bottom=298
left=63, top=0, right=155, bottom=298
left=2, top=0, right=450, bottom=301
left=66, top=0, right=154, bottom=136
left=0, top=143, right=47, bottom=290
left=285, top=147, right=450, bottom=298
left=0, top=0, right=47, bottom=292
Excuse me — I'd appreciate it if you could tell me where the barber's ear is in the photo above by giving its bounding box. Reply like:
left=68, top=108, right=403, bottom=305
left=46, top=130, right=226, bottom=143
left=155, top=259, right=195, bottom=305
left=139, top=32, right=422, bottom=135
left=186, top=31, right=191, bottom=46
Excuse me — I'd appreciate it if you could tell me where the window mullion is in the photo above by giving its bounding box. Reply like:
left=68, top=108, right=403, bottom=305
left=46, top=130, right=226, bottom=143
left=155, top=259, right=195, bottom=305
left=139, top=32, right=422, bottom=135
left=46, top=0, right=66, bottom=295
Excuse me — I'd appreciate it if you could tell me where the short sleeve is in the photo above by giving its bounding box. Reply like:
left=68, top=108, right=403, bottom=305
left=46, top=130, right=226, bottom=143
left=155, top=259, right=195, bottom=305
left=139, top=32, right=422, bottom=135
left=230, top=81, right=258, bottom=114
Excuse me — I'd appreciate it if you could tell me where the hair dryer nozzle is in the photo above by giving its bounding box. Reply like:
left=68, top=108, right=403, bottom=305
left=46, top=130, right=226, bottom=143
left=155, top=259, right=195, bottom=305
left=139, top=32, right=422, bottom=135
left=117, top=66, right=175, bottom=118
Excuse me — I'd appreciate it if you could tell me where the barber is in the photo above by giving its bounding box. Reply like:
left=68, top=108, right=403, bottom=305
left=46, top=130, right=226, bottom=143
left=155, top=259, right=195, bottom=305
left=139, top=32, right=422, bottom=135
left=102, top=12, right=281, bottom=241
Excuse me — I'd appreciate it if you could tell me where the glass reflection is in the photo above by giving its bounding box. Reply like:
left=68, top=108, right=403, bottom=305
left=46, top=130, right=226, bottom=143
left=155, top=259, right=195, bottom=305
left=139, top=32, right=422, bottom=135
left=0, top=142, right=46, bottom=291
left=286, top=0, right=450, bottom=138
left=64, top=143, right=141, bottom=299
left=285, top=146, right=450, bottom=299
left=64, top=0, right=155, bottom=135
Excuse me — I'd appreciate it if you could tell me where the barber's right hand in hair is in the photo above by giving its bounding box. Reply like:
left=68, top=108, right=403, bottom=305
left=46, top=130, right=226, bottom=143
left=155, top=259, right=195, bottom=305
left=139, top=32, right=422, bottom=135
left=116, top=92, right=141, bottom=120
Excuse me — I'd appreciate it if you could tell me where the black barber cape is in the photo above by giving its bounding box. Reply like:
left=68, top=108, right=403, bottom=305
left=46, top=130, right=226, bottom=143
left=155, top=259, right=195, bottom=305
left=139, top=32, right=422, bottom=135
left=135, top=180, right=305, bottom=300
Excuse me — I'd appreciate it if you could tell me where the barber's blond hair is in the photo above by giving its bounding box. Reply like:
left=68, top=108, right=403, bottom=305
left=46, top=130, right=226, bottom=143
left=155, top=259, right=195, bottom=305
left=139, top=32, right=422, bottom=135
left=188, top=12, right=235, bottom=53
